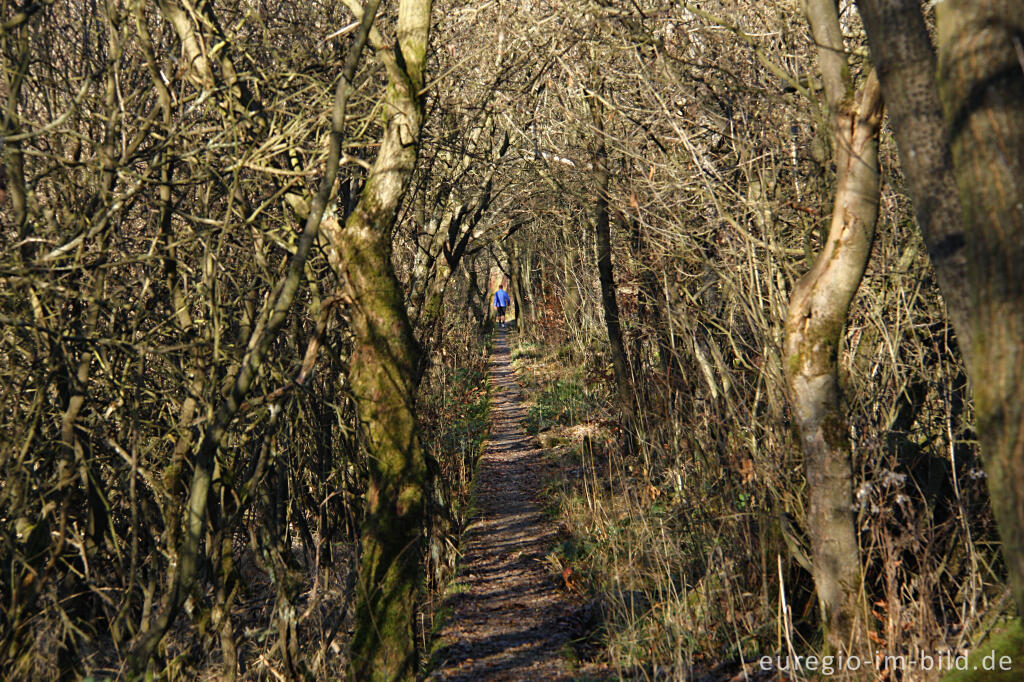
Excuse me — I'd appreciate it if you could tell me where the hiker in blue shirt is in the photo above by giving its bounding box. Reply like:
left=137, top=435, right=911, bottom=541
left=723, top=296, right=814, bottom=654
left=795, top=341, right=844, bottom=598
left=493, top=284, right=511, bottom=328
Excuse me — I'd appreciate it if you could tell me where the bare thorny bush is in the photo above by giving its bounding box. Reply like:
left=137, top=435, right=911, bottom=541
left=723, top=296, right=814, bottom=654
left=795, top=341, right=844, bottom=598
left=0, top=0, right=497, bottom=678
left=1, top=1, right=358, bottom=677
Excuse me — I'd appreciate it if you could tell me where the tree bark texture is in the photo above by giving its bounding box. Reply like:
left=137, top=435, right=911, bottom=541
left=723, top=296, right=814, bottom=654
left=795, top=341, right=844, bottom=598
left=855, top=0, right=972, bottom=361
left=785, top=0, right=885, bottom=657
left=319, top=0, right=432, bottom=678
left=935, top=0, right=1024, bottom=619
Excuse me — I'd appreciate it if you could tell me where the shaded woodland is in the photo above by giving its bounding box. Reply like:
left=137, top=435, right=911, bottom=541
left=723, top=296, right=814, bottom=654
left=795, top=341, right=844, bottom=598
left=1, top=0, right=1023, bottom=679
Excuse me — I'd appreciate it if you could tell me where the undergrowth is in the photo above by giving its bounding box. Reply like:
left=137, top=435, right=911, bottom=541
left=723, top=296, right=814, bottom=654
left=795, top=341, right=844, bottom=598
left=417, top=328, right=492, bottom=662
left=514, top=342, right=603, bottom=437
left=512, top=326, right=1005, bottom=682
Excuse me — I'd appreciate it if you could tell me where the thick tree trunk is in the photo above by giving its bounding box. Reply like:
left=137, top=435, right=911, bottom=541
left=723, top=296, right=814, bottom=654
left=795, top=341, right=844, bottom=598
left=855, top=0, right=971, bottom=359
left=785, top=0, right=885, bottom=657
left=934, top=0, right=1024, bottom=619
left=319, top=0, right=432, bottom=678
left=465, top=258, right=488, bottom=327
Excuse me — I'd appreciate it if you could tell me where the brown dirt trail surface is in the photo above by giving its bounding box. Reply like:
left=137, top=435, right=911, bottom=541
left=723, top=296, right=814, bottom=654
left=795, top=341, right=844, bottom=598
left=431, top=330, right=578, bottom=681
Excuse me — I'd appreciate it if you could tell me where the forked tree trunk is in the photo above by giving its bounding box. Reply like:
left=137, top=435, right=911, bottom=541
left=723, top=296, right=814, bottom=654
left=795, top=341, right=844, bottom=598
left=934, top=0, right=1024, bottom=620
left=319, top=0, right=432, bottom=678
left=784, top=0, right=885, bottom=657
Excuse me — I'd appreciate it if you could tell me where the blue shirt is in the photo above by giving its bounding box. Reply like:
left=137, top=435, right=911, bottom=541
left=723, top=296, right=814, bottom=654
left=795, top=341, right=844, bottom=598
left=494, top=288, right=511, bottom=307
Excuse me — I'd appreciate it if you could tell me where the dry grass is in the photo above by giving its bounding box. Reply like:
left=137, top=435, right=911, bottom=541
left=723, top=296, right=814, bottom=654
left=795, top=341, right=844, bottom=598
left=514, top=274, right=1007, bottom=682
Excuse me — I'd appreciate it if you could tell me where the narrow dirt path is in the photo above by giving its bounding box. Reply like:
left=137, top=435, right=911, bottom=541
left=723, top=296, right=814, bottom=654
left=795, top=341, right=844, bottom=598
left=431, top=330, right=576, bottom=681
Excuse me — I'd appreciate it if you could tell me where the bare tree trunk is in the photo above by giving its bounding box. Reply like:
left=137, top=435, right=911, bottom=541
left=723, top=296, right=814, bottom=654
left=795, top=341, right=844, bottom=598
left=408, top=125, right=506, bottom=339
left=465, top=257, right=488, bottom=327
left=320, top=0, right=432, bottom=678
left=590, top=91, right=636, bottom=451
left=512, top=241, right=533, bottom=332
left=2, top=28, right=30, bottom=261
left=855, top=0, right=971, bottom=359
left=560, top=221, right=583, bottom=336
left=934, top=0, right=1024, bottom=620
left=783, top=0, right=885, bottom=657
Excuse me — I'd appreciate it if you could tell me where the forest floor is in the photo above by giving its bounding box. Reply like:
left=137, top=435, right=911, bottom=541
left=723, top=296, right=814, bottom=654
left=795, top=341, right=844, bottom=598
left=429, top=329, right=609, bottom=681
left=427, top=332, right=784, bottom=682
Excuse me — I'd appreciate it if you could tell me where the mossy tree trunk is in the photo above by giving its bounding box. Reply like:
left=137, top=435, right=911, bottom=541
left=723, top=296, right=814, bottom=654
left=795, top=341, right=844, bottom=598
left=784, top=0, right=885, bottom=657
left=934, top=0, right=1024, bottom=621
left=319, top=0, right=432, bottom=678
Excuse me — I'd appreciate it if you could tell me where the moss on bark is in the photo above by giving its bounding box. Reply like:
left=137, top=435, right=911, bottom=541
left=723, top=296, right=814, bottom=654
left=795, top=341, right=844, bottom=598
left=317, top=1, right=434, bottom=679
